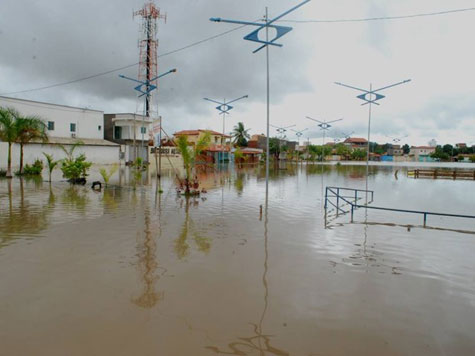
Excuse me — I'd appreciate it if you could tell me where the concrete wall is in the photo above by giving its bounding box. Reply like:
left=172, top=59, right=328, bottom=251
left=0, top=96, right=104, bottom=140
left=0, top=142, right=120, bottom=169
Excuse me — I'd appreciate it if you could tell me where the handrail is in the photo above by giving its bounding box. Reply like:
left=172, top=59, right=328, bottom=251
left=325, top=186, right=475, bottom=226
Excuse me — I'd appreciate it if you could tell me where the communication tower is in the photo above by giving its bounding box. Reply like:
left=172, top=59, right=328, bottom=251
left=134, top=2, right=166, bottom=117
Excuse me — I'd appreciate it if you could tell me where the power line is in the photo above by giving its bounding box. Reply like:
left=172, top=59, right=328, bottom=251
left=1, top=7, right=474, bottom=96
left=0, top=24, right=248, bottom=96
left=282, top=7, right=475, bottom=23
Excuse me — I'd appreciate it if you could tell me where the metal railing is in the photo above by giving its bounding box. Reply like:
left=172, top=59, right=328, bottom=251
left=325, top=186, right=475, bottom=227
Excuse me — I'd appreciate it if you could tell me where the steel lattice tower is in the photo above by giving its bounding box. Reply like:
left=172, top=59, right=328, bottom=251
left=134, top=2, right=166, bottom=117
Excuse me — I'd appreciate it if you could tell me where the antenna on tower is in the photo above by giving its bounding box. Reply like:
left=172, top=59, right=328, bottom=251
left=134, top=1, right=167, bottom=118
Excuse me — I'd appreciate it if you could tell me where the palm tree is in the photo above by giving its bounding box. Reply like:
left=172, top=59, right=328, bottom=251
left=232, top=122, right=250, bottom=147
left=176, top=131, right=211, bottom=194
left=12, top=110, right=48, bottom=174
left=42, top=153, right=60, bottom=182
left=0, top=107, right=18, bottom=178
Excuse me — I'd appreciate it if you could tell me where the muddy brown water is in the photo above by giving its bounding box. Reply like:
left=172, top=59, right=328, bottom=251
left=1, top=164, right=474, bottom=356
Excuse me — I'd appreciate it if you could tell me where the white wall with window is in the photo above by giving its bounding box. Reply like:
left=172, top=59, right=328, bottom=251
left=111, top=114, right=152, bottom=141
left=0, top=96, right=104, bottom=140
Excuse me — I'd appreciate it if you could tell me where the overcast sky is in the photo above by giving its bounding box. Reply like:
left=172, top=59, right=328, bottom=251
left=1, top=0, right=474, bottom=146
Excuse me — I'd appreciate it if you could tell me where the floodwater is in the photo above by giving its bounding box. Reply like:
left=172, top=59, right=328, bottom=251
left=0, top=163, right=474, bottom=356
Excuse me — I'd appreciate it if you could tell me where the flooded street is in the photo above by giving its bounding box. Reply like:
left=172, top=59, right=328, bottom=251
left=1, top=164, right=475, bottom=355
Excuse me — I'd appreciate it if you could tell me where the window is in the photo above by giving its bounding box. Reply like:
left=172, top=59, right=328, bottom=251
left=141, top=127, right=146, bottom=134
left=70, top=123, right=76, bottom=132
left=98, top=125, right=102, bottom=131
left=114, top=126, right=122, bottom=139
left=47, top=121, right=55, bottom=130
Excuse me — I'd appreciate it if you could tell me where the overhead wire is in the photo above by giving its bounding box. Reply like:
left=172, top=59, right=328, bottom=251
left=0, top=23, right=249, bottom=96
left=1, top=7, right=474, bottom=95
left=282, top=7, right=475, bottom=23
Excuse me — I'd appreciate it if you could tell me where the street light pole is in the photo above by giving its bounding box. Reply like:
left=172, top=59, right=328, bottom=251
left=292, top=128, right=309, bottom=163
left=270, top=124, right=296, bottom=162
left=335, top=79, right=411, bottom=200
left=204, top=94, right=248, bottom=164
left=119, top=68, right=177, bottom=162
left=306, top=117, right=343, bottom=163
left=210, top=0, right=311, bottom=201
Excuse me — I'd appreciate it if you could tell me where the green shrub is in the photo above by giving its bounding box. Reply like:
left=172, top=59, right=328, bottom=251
left=0, top=169, right=6, bottom=177
left=470, top=155, right=475, bottom=163
left=17, top=159, right=43, bottom=176
left=61, top=154, right=92, bottom=182
left=99, top=164, right=119, bottom=186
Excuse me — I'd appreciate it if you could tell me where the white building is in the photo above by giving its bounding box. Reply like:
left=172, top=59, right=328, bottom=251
left=104, top=113, right=157, bottom=163
left=0, top=96, right=119, bottom=170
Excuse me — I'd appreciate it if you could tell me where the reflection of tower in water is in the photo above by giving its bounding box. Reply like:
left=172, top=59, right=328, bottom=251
left=132, top=201, right=163, bottom=309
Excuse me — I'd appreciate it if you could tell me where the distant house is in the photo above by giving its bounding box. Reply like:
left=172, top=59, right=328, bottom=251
left=387, top=144, right=403, bottom=156
left=248, top=134, right=267, bottom=150
left=248, top=134, right=297, bottom=155
left=343, top=137, right=368, bottom=149
left=455, top=143, right=467, bottom=149
left=174, top=129, right=232, bottom=163
left=0, top=96, right=119, bottom=169
left=409, top=146, right=436, bottom=162
left=234, top=147, right=263, bottom=164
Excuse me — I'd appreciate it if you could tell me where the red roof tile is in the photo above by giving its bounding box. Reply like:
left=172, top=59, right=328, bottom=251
left=344, top=137, right=368, bottom=144
left=174, top=129, right=231, bottom=138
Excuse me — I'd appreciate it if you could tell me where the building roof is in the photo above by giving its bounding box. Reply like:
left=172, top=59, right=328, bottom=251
left=411, top=146, right=435, bottom=149
left=240, top=148, right=263, bottom=154
left=0, top=96, right=104, bottom=113
left=30, top=137, right=118, bottom=146
left=344, top=137, right=368, bottom=144
left=250, top=134, right=266, bottom=140
left=174, top=129, right=231, bottom=138
left=205, top=145, right=231, bottom=152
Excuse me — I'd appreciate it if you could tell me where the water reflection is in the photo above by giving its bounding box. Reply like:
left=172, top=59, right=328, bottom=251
left=132, top=200, right=163, bottom=309
left=0, top=178, right=50, bottom=247
left=61, top=185, right=89, bottom=211
left=174, top=197, right=211, bottom=260
left=206, top=194, right=289, bottom=355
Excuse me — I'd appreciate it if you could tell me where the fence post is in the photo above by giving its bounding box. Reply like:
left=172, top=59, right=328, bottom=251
left=351, top=205, right=354, bottom=222
left=423, top=213, right=427, bottom=227
left=324, top=188, right=328, bottom=210
left=355, top=189, right=358, bottom=203
left=336, top=188, right=340, bottom=215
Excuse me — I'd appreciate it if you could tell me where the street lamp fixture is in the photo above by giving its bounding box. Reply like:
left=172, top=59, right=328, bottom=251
left=203, top=95, right=248, bottom=164
left=210, top=0, right=311, bottom=199
left=119, top=68, right=177, bottom=161
left=335, top=79, right=411, bottom=200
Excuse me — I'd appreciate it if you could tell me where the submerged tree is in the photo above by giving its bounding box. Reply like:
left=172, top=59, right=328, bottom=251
left=0, top=107, right=18, bottom=178
left=59, top=141, right=92, bottom=183
left=176, top=131, right=211, bottom=195
left=99, top=164, right=119, bottom=186
left=43, top=153, right=60, bottom=182
left=12, top=110, right=48, bottom=174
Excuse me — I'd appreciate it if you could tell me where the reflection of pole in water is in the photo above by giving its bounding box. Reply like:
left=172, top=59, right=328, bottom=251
left=258, top=191, right=270, bottom=353
left=206, top=180, right=289, bottom=355
left=132, top=201, right=163, bottom=309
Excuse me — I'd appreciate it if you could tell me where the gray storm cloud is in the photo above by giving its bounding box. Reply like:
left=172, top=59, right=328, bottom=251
left=0, top=0, right=313, bottom=113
